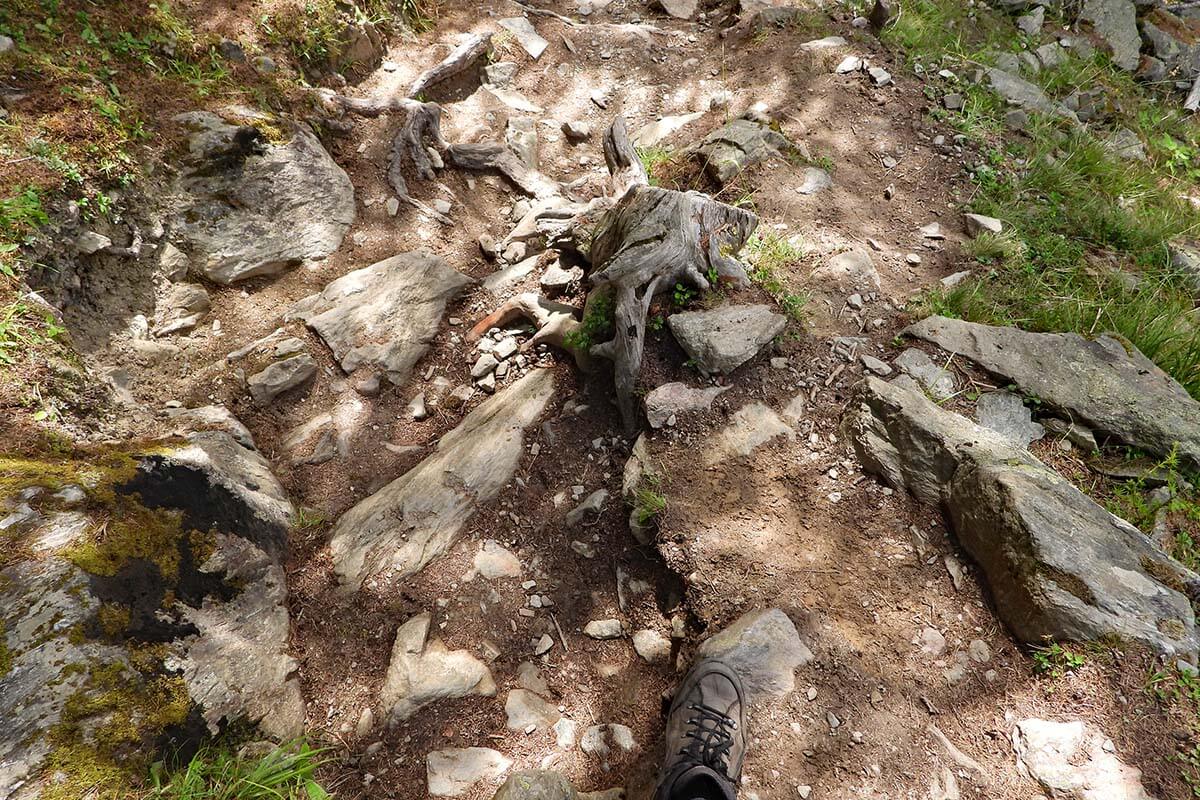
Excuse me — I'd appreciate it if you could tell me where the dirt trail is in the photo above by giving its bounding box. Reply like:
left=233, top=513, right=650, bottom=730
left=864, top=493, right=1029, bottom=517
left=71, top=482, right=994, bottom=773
left=63, top=2, right=1184, bottom=799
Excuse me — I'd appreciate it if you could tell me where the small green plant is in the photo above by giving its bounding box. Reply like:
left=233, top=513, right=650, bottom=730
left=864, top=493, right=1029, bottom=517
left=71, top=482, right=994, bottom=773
left=0, top=301, right=68, bottom=366
left=1030, top=641, right=1086, bottom=678
left=671, top=282, right=697, bottom=309
left=636, top=145, right=673, bottom=186
left=0, top=186, right=49, bottom=242
left=633, top=476, right=667, bottom=525
left=743, top=232, right=810, bottom=324
left=292, top=507, right=327, bottom=530
left=563, top=288, right=615, bottom=352
left=148, top=740, right=332, bottom=800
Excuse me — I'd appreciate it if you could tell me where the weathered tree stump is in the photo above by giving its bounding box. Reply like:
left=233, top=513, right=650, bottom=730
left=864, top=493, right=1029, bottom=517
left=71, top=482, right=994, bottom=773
left=471, top=116, right=760, bottom=432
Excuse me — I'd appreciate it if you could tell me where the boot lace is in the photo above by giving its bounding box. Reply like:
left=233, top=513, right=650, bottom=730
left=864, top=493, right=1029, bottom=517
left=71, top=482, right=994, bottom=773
left=680, top=702, right=737, bottom=775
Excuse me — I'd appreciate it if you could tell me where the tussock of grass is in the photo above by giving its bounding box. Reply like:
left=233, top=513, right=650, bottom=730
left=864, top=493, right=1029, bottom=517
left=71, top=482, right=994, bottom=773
left=148, top=741, right=332, bottom=800
left=744, top=232, right=811, bottom=324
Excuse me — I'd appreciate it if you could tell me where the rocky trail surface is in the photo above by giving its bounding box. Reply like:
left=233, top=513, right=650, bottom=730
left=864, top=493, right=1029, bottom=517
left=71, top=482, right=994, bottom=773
left=4, top=1, right=1200, bottom=799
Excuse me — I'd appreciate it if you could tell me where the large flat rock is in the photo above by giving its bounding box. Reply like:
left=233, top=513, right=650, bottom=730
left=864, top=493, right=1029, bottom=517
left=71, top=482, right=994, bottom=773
left=329, top=370, right=555, bottom=590
left=696, top=608, right=813, bottom=697
left=906, top=316, right=1200, bottom=472
left=382, top=613, right=496, bottom=724
left=0, top=427, right=302, bottom=797
left=668, top=305, right=785, bottom=375
left=1080, top=0, right=1139, bottom=72
left=692, top=119, right=791, bottom=185
left=288, top=251, right=473, bottom=386
left=171, top=111, right=355, bottom=285
left=848, top=375, right=1199, bottom=656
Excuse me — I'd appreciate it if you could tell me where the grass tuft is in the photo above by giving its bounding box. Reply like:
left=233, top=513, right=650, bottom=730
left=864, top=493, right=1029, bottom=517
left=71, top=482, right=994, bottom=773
left=148, top=741, right=332, bottom=800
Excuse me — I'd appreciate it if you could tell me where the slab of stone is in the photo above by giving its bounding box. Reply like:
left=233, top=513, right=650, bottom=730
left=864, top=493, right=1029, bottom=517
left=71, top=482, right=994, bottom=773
left=483, top=86, right=545, bottom=114
left=893, top=348, right=956, bottom=401
left=498, top=17, right=549, bottom=59
left=584, top=619, right=625, bottom=639
left=382, top=613, right=496, bottom=723
left=975, top=391, right=1044, bottom=448
left=657, top=0, right=698, bottom=18
left=288, top=251, right=471, bottom=387
left=963, top=213, right=1003, bottom=237
left=696, top=608, right=813, bottom=697
left=703, top=403, right=794, bottom=466
left=1016, top=6, right=1044, bottom=35
left=799, top=35, right=847, bottom=50
left=632, top=629, right=671, bottom=663
left=473, top=540, right=522, bottom=579
left=848, top=375, right=1200, bottom=656
left=809, top=248, right=879, bottom=291
left=906, top=316, right=1200, bottom=472
left=1080, top=0, right=1140, bottom=72
left=985, top=68, right=1079, bottom=123
left=427, top=748, right=513, bottom=797
left=1103, top=127, right=1147, bottom=161
left=171, top=111, right=354, bottom=285
left=797, top=167, right=832, bottom=195
left=281, top=413, right=339, bottom=465
left=1013, top=718, right=1153, bottom=799
left=483, top=255, right=540, bottom=294
left=692, top=119, right=791, bottom=185
left=505, top=689, right=561, bottom=731
left=1169, top=239, right=1200, bottom=293
left=248, top=353, right=318, bottom=406
left=668, top=305, right=785, bottom=375
left=329, top=370, right=555, bottom=589
left=633, top=111, right=705, bottom=148
left=643, top=382, right=728, bottom=428
left=164, top=405, right=256, bottom=450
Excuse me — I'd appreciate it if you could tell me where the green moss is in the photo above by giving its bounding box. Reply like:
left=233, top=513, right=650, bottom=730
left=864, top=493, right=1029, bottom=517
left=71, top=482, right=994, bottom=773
left=96, top=604, right=132, bottom=640
left=0, top=619, right=11, bottom=678
left=60, top=498, right=186, bottom=581
left=43, top=657, right=191, bottom=800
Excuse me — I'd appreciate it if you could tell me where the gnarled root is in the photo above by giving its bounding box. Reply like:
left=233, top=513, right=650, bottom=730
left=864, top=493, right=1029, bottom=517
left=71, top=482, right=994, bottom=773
left=468, top=293, right=590, bottom=371
left=446, top=143, right=559, bottom=198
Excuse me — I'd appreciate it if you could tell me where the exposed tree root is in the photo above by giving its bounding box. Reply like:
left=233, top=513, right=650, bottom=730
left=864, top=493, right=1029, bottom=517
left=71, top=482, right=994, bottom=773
left=466, top=294, right=589, bottom=370
left=408, top=33, right=492, bottom=99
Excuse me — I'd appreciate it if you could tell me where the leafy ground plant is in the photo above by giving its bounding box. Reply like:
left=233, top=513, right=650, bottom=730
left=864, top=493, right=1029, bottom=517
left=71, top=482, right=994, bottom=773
left=148, top=740, right=332, bottom=800
left=1030, top=641, right=1086, bottom=679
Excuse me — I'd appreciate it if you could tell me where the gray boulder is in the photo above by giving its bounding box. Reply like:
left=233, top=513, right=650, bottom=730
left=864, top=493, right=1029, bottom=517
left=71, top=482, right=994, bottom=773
left=809, top=248, right=880, bottom=292
left=1, top=430, right=301, bottom=798
left=248, top=353, right=318, bottom=406
left=1142, top=10, right=1200, bottom=80
left=668, top=305, right=786, bottom=374
left=287, top=251, right=472, bottom=387
left=329, top=370, right=555, bottom=590
left=696, top=608, right=814, bottom=697
left=1079, top=0, right=1139, bottom=71
left=984, top=68, right=1079, bottom=123
left=492, top=772, right=573, bottom=800
left=848, top=375, right=1199, bottom=656
left=643, top=382, right=728, bottom=428
left=428, top=748, right=512, bottom=797
left=906, top=316, right=1200, bottom=472
left=382, top=613, right=496, bottom=723
left=703, top=403, right=795, bottom=466
left=1169, top=239, right=1200, bottom=292
left=1013, top=718, right=1154, bottom=800
left=171, top=111, right=354, bottom=285
left=692, top=120, right=791, bottom=185
left=975, top=390, right=1044, bottom=448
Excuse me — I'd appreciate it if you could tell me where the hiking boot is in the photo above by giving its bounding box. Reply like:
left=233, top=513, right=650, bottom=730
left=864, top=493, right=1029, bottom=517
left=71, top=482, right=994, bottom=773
left=654, top=658, right=747, bottom=800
